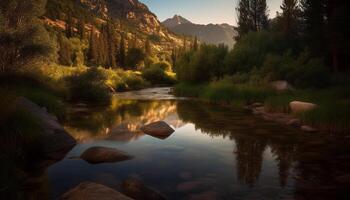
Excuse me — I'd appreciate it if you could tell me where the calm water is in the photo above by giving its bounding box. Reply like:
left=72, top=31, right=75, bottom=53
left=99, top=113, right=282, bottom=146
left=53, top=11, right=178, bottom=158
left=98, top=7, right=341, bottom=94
left=45, top=88, right=350, bottom=200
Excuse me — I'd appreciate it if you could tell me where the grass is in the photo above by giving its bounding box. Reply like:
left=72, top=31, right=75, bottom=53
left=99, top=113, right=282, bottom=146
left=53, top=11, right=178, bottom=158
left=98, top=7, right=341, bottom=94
left=175, top=81, right=274, bottom=106
left=175, top=82, right=350, bottom=133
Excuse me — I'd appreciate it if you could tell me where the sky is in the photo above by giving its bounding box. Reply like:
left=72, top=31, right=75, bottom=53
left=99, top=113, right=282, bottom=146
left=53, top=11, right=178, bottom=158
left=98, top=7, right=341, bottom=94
left=139, top=0, right=283, bottom=26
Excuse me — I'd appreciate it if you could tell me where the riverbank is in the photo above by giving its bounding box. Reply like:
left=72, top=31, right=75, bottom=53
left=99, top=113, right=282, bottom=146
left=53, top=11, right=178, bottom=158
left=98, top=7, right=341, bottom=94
left=174, top=82, right=350, bottom=133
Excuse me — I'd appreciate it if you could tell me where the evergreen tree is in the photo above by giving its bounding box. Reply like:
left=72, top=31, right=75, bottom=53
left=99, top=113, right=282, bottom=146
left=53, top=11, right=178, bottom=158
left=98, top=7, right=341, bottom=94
left=65, top=13, right=74, bottom=38
left=235, top=0, right=269, bottom=40
left=300, top=0, right=327, bottom=57
left=280, top=0, right=301, bottom=45
left=145, top=39, right=152, bottom=56
left=118, top=34, right=126, bottom=68
left=88, top=28, right=98, bottom=66
left=193, top=36, right=199, bottom=51
left=171, top=48, right=178, bottom=69
left=77, top=20, right=85, bottom=40
left=105, top=22, right=117, bottom=68
left=58, top=34, right=72, bottom=66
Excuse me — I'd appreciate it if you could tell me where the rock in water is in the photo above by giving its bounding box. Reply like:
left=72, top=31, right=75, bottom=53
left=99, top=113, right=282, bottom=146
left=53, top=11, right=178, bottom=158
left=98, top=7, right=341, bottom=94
left=121, top=178, right=166, bottom=200
left=80, top=146, right=133, bottom=164
left=301, top=125, right=318, bottom=132
left=61, top=182, right=133, bottom=200
left=290, top=101, right=318, bottom=113
left=15, top=97, right=76, bottom=161
left=141, top=121, right=174, bottom=139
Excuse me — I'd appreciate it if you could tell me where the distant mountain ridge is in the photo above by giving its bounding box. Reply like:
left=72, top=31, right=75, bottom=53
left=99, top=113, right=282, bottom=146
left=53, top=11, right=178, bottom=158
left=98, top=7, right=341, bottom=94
left=162, top=15, right=237, bottom=48
left=162, top=15, right=192, bottom=28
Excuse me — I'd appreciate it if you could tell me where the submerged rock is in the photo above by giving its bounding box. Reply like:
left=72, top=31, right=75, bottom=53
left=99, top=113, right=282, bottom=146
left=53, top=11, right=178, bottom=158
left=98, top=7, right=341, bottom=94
left=121, top=177, right=166, bottom=200
left=290, top=101, right=317, bottom=114
left=15, top=97, right=76, bottom=161
left=141, top=121, right=174, bottom=139
left=80, top=146, right=133, bottom=164
left=61, top=182, right=133, bottom=200
left=176, top=181, right=201, bottom=192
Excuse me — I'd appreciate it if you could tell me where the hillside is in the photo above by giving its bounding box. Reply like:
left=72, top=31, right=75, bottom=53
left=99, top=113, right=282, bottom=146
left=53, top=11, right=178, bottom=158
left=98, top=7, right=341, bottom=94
left=163, top=15, right=237, bottom=48
left=44, top=0, right=185, bottom=56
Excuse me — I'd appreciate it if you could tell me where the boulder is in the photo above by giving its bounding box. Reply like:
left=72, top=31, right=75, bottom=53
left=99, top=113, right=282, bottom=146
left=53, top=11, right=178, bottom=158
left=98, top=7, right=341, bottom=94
left=141, top=121, right=174, bottom=139
left=290, top=101, right=318, bottom=114
left=61, top=182, right=133, bottom=200
left=121, top=178, right=166, bottom=200
left=15, top=97, right=76, bottom=160
left=271, top=81, right=294, bottom=91
left=80, top=146, right=133, bottom=164
left=301, top=125, right=318, bottom=132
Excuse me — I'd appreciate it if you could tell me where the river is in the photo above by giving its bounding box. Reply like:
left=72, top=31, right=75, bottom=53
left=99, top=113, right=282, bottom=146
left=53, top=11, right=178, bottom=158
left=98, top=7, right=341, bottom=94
left=46, top=87, right=350, bottom=200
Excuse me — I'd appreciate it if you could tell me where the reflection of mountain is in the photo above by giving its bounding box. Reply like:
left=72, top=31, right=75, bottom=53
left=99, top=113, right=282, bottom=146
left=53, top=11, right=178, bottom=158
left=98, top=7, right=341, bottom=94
left=65, top=99, right=184, bottom=142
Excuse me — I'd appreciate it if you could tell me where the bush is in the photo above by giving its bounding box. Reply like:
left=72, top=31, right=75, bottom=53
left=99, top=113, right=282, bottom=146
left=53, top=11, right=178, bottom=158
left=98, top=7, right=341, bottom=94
left=65, top=67, right=110, bottom=103
left=225, top=31, right=280, bottom=74
left=142, top=64, right=176, bottom=85
left=176, top=44, right=228, bottom=83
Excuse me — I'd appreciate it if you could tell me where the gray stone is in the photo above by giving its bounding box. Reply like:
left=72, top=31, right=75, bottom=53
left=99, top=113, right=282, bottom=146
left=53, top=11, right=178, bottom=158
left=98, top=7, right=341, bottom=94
left=80, top=146, right=133, bottom=164
left=61, top=182, right=133, bottom=200
left=290, top=101, right=317, bottom=114
left=141, top=121, right=174, bottom=139
left=15, top=97, right=76, bottom=160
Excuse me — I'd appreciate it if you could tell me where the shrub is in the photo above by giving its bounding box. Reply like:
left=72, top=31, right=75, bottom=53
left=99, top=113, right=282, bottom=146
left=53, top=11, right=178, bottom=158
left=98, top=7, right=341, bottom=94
left=142, top=64, right=176, bottom=85
left=65, top=67, right=110, bottom=103
left=125, top=48, right=145, bottom=70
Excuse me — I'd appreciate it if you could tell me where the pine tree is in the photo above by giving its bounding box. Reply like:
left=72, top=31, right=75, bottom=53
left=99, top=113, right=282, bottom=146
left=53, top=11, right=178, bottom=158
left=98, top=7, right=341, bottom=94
left=280, top=0, right=301, bottom=44
left=145, top=39, right=152, bottom=56
left=65, top=13, right=74, bottom=38
left=235, top=0, right=269, bottom=40
left=58, top=34, right=72, bottom=66
left=171, top=48, right=178, bottom=69
left=88, top=28, right=98, bottom=66
left=77, top=20, right=85, bottom=40
left=118, top=34, right=126, bottom=68
left=193, top=36, right=199, bottom=51
left=105, top=22, right=117, bottom=68
left=300, top=0, right=327, bottom=57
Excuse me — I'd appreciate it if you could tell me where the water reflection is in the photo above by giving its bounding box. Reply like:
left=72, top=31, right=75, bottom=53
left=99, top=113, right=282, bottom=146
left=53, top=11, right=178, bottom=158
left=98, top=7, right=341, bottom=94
left=47, top=99, right=350, bottom=200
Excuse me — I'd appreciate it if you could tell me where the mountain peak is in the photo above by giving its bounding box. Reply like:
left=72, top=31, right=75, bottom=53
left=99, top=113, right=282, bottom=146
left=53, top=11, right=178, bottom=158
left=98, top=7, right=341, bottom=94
left=162, top=15, right=192, bottom=28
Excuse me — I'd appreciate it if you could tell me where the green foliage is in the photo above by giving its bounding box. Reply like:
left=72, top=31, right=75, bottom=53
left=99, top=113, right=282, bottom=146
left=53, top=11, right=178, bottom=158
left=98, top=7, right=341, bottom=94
left=176, top=44, right=228, bottom=83
left=142, top=64, right=176, bottom=85
left=151, top=61, right=172, bottom=71
left=65, top=68, right=111, bottom=103
left=175, top=81, right=274, bottom=106
left=225, top=31, right=279, bottom=73
left=148, top=34, right=161, bottom=43
left=125, top=48, right=145, bottom=70
left=261, top=51, right=331, bottom=88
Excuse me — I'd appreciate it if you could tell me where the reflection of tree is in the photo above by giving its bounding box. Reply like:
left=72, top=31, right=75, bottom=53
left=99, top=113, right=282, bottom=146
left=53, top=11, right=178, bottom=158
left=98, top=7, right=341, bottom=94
left=234, top=137, right=267, bottom=186
left=270, top=142, right=296, bottom=187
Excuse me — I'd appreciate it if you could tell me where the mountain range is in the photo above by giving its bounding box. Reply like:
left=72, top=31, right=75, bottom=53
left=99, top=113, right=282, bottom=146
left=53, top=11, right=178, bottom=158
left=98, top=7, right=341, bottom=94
left=162, top=15, right=237, bottom=48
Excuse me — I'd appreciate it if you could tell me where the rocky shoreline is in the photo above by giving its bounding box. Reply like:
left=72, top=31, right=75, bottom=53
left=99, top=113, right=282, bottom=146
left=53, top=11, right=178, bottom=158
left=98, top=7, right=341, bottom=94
left=246, top=101, right=318, bottom=133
